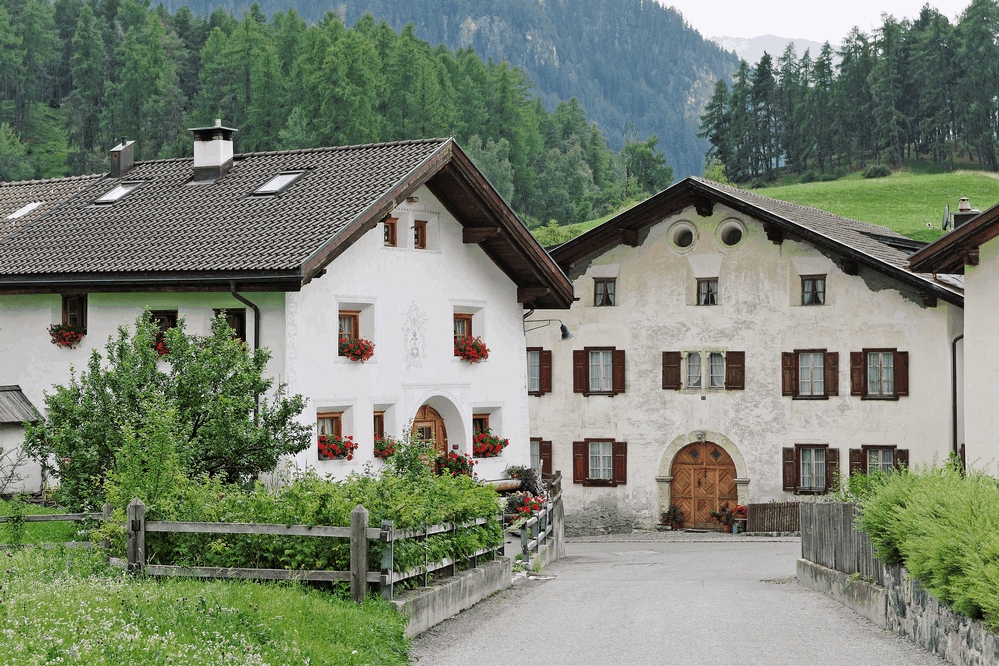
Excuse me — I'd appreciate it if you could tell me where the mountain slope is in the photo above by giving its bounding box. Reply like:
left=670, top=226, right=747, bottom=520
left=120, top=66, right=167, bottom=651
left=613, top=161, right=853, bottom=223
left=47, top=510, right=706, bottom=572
left=163, top=0, right=740, bottom=178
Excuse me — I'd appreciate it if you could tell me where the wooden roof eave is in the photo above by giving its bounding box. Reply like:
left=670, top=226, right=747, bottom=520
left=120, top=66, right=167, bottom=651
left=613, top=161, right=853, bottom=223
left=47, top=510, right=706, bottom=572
left=909, top=200, right=999, bottom=275
left=0, top=270, right=304, bottom=295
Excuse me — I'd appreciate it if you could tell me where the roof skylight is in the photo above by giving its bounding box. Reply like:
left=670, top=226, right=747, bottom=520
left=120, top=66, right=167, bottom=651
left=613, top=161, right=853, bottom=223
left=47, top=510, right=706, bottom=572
left=253, top=171, right=304, bottom=195
left=95, top=182, right=142, bottom=205
left=6, top=202, right=44, bottom=219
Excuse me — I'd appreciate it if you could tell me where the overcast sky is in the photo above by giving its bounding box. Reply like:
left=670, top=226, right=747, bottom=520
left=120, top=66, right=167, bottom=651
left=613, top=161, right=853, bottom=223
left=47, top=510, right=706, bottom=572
left=662, top=0, right=972, bottom=43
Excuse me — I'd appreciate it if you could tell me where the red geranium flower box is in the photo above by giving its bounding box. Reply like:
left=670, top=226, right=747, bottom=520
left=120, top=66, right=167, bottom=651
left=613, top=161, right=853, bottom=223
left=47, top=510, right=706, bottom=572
left=374, top=437, right=397, bottom=459
left=48, top=324, right=85, bottom=349
left=454, top=336, right=489, bottom=363
left=318, top=434, right=358, bottom=461
left=339, top=337, right=375, bottom=362
left=472, top=430, right=508, bottom=458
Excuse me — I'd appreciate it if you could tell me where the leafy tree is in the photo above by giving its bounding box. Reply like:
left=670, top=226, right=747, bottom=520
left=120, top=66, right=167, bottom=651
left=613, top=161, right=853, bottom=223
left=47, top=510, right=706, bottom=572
left=23, top=312, right=311, bottom=510
left=623, top=135, right=673, bottom=196
left=0, top=123, right=34, bottom=181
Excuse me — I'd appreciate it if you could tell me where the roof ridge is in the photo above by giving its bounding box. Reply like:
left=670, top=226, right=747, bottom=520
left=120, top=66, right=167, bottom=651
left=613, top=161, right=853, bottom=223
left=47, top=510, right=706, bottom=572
left=0, top=173, right=105, bottom=186
left=233, top=137, right=451, bottom=159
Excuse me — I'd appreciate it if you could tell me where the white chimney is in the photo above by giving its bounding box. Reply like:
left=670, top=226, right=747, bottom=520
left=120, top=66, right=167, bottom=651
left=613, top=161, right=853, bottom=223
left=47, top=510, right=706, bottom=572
left=189, top=119, right=237, bottom=182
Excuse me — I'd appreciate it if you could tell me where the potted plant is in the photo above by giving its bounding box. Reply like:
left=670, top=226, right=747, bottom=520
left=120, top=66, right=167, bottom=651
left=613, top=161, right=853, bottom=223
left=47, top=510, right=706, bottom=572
left=339, top=337, right=375, bottom=362
left=660, top=504, right=685, bottom=531
left=439, top=445, right=477, bottom=477
left=505, top=492, right=547, bottom=528
left=454, top=335, right=489, bottom=363
left=317, top=434, right=358, bottom=461
left=733, top=504, right=748, bottom=533
left=48, top=323, right=85, bottom=349
left=710, top=503, right=736, bottom=533
left=472, top=429, right=508, bottom=458
left=373, top=437, right=397, bottom=460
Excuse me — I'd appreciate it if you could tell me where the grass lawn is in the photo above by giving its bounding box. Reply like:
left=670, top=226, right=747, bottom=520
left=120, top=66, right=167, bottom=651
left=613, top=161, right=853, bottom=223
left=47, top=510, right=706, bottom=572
left=755, top=170, right=999, bottom=242
left=0, top=499, right=82, bottom=544
left=0, top=546, right=410, bottom=665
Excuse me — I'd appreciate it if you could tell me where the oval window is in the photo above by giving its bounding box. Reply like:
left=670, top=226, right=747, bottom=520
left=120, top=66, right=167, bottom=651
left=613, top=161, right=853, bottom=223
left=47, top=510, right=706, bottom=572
left=674, top=228, right=694, bottom=248
left=721, top=226, right=743, bottom=246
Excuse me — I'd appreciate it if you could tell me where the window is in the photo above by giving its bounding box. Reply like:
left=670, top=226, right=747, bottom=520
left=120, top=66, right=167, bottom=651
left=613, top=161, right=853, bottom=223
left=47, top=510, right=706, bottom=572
left=95, top=182, right=141, bottom=204
left=686, top=352, right=702, bottom=389
left=414, top=220, right=427, bottom=249
left=150, top=310, right=178, bottom=333
left=697, top=278, right=718, bottom=305
left=317, top=412, right=342, bottom=438
left=383, top=218, right=398, bottom=247
left=453, top=313, right=473, bottom=356
left=253, top=171, right=304, bottom=195
left=62, top=294, right=87, bottom=331
left=7, top=201, right=43, bottom=219
left=594, top=278, right=616, bottom=306
left=214, top=308, right=246, bottom=342
left=849, top=446, right=909, bottom=475
left=373, top=411, right=385, bottom=440
left=573, top=439, right=627, bottom=485
left=782, top=350, right=838, bottom=399
left=802, top=276, right=826, bottom=305
left=574, top=348, right=625, bottom=396
left=338, top=311, right=359, bottom=354
left=531, top=437, right=553, bottom=476
left=850, top=349, right=908, bottom=399
left=472, top=414, right=489, bottom=434
left=783, top=445, right=839, bottom=494
left=709, top=353, right=725, bottom=388
left=530, top=438, right=541, bottom=471
left=867, top=447, right=894, bottom=474
left=526, top=348, right=553, bottom=396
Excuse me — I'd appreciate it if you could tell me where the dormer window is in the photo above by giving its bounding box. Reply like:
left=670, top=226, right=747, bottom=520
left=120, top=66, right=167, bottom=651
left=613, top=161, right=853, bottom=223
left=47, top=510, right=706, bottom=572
left=253, top=171, right=304, bottom=195
left=95, top=182, right=142, bottom=205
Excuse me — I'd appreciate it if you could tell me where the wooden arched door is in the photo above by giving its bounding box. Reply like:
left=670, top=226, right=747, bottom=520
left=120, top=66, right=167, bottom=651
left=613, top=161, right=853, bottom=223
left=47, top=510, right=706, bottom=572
left=670, top=442, right=738, bottom=529
left=413, top=405, right=448, bottom=456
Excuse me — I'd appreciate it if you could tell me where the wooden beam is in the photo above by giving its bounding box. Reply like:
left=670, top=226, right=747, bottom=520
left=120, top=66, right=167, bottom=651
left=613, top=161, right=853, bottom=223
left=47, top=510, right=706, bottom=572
left=518, top=287, right=551, bottom=303
left=763, top=223, right=784, bottom=245
left=964, top=248, right=980, bottom=266
left=920, top=293, right=938, bottom=308
left=462, top=226, right=501, bottom=243
left=842, top=259, right=859, bottom=276
left=621, top=229, right=639, bottom=247
left=694, top=196, right=714, bottom=217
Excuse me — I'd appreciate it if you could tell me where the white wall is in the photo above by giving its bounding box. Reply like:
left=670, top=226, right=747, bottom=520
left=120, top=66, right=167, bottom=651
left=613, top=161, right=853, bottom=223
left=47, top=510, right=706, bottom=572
left=284, top=186, right=532, bottom=480
left=962, top=236, right=999, bottom=472
left=0, top=424, right=42, bottom=494
left=529, top=204, right=962, bottom=533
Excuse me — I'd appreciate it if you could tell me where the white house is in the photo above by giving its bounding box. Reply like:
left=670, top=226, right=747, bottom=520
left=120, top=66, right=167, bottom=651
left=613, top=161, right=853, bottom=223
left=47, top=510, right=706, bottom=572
left=910, top=202, right=999, bottom=473
left=527, top=177, right=964, bottom=534
left=0, top=127, right=573, bottom=493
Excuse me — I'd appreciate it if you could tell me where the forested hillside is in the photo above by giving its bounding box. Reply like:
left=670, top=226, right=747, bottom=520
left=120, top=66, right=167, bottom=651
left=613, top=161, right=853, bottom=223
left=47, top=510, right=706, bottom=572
left=0, top=0, right=674, bottom=226
left=158, top=0, right=741, bottom=178
left=699, top=0, right=999, bottom=184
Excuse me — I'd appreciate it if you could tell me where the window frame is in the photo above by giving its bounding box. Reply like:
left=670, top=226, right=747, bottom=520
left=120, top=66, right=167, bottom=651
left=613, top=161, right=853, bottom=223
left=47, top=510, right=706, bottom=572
left=527, top=349, right=541, bottom=394
left=587, top=348, right=615, bottom=394
left=383, top=217, right=398, bottom=247
left=413, top=220, right=427, bottom=249
left=708, top=352, right=725, bottom=388
left=797, top=350, right=827, bottom=399
left=338, top=310, right=360, bottom=354
left=94, top=181, right=143, bottom=205
left=150, top=310, right=178, bottom=333
left=696, top=278, right=719, bottom=306
left=317, top=411, right=343, bottom=439
left=587, top=440, right=614, bottom=482
left=61, top=294, right=87, bottom=332
left=526, top=347, right=553, bottom=397
left=593, top=278, right=616, bottom=307
left=213, top=308, right=247, bottom=342
left=783, top=350, right=838, bottom=400
left=801, top=275, right=826, bottom=306
left=798, top=445, right=828, bottom=493
left=686, top=351, right=703, bottom=389
left=472, top=414, right=490, bottom=435
left=373, top=411, right=385, bottom=440
left=865, top=446, right=895, bottom=475
left=252, top=171, right=305, bottom=196
left=453, top=313, right=473, bottom=356
left=865, top=348, right=896, bottom=399
left=574, top=348, right=625, bottom=396
left=573, top=439, right=627, bottom=486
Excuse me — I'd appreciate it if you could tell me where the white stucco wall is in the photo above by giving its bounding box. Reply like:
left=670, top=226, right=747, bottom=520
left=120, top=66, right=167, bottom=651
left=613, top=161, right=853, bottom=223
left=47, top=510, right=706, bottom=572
left=0, top=424, right=42, bottom=494
left=961, top=235, right=999, bottom=472
left=284, top=185, right=532, bottom=480
left=529, top=204, right=962, bottom=533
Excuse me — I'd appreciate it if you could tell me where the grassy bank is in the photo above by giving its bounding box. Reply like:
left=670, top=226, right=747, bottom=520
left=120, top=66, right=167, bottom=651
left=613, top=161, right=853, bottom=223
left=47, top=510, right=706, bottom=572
left=0, top=498, right=80, bottom=544
left=0, top=546, right=410, bottom=665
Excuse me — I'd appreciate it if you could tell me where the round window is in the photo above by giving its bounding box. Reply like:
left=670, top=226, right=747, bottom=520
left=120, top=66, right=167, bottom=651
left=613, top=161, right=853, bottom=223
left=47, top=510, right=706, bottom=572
left=674, top=228, right=694, bottom=248
left=716, top=219, right=746, bottom=251
left=721, top=226, right=743, bottom=246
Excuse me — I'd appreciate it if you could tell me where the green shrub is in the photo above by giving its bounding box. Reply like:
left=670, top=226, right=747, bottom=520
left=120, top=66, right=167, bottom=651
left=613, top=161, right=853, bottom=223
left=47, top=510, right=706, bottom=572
left=863, top=164, right=891, bottom=178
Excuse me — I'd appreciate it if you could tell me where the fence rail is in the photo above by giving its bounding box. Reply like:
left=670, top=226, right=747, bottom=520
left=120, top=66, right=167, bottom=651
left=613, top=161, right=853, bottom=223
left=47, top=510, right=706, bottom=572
left=747, top=501, right=800, bottom=533
left=800, top=502, right=886, bottom=586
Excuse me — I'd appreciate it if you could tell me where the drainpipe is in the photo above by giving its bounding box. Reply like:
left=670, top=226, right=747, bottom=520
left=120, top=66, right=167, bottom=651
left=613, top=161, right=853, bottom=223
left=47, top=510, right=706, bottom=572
left=952, top=333, right=964, bottom=458
left=230, top=281, right=261, bottom=418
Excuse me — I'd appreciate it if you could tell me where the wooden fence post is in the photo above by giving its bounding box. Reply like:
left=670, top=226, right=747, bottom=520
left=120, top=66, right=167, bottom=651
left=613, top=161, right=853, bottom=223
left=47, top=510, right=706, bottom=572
left=126, top=499, right=145, bottom=573
left=380, top=519, right=394, bottom=601
left=350, top=505, right=369, bottom=604
left=100, top=502, right=112, bottom=551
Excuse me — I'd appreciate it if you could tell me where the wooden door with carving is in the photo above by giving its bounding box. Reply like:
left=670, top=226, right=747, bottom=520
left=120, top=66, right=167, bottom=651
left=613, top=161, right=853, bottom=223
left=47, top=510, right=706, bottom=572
left=669, top=442, right=738, bottom=529
left=413, top=404, right=448, bottom=456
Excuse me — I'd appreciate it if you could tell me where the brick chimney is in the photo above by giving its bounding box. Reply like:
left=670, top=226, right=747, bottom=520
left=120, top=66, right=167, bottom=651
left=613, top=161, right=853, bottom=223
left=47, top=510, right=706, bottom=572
left=110, top=137, right=134, bottom=178
left=189, top=119, right=238, bottom=182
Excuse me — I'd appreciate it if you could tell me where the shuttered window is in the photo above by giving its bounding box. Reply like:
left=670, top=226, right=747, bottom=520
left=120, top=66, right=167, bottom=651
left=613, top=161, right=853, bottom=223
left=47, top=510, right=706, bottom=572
left=62, top=294, right=87, bottom=331
left=383, top=217, right=398, bottom=247
left=783, top=445, right=839, bottom=494
left=573, top=348, right=625, bottom=396
left=687, top=352, right=702, bottom=388
left=662, top=351, right=682, bottom=390
left=589, top=350, right=613, bottom=393
left=530, top=438, right=554, bottom=476
left=527, top=348, right=552, bottom=396
left=850, top=349, right=909, bottom=399
left=783, top=350, right=838, bottom=399
left=849, top=446, right=909, bottom=475
left=709, top=353, right=725, bottom=388
left=573, top=440, right=627, bottom=485
left=799, top=352, right=825, bottom=396
left=725, top=351, right=745, bottom=390
left=663, top=351, right=744, bottom=390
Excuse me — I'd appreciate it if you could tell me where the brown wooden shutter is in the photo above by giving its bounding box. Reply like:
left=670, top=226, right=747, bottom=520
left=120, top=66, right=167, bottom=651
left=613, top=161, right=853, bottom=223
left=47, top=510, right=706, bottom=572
left=540, top=350, right=553, bottom=394
left=825, top=448, right=839, bottom=493
left=850, top=352, right=866, bottom=396
left=849, top=448, right=863, bottom=476
left=894, top=351, right=909, bottom=397
left=572, top=441, right=586, bottom=483
left=824, top=352, right=839, bottom=396
left=782, top=352, right=797, bottom=396
left=725, top=351, right=745, bottom=390
left=893, top=448, right=909, bottom=469
left=612, top=349, right=626, bottom=394
left=662, top=351, right=682, bottom=390
left=539, top=440, right=553, bottom=476
left=573, top=351, right=588, bottom=394
left=613, top=441, right=627, bottom=485
left=782, top=447, right=797, bottom=491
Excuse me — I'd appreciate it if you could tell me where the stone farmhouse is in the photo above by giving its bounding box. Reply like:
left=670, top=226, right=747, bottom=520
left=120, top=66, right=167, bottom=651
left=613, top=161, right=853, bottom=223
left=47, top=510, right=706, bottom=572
left=0, top=127, right=573, bottom=493
left=527, top=177, right=965, bottom=533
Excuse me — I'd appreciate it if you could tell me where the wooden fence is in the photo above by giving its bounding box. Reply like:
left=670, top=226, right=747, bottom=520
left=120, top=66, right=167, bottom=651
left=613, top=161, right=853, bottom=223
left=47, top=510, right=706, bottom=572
left=800, top=501, right=886, bottom=586
left=0, top=503, right=111, bottom=549
left=747, top=501, right=799, bottom=533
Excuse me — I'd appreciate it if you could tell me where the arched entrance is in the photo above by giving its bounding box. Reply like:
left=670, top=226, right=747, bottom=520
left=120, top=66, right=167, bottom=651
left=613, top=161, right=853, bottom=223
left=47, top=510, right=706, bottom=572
left=413, top=404, right=448, bottom=456
left=670, top=441, right=738, bottom=529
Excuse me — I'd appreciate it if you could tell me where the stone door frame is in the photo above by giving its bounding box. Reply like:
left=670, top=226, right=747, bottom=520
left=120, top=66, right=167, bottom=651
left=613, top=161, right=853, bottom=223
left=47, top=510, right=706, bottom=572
left=655, top=431, right=749, bottom=518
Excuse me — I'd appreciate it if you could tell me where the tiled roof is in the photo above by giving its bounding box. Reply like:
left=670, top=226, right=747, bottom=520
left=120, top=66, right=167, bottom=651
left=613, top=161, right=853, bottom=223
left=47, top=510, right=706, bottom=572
left=0, top=139, right=448, bottom=275
left=0, top=174, right=104, bottom=239
left=0, top=386, right=40, bottom=424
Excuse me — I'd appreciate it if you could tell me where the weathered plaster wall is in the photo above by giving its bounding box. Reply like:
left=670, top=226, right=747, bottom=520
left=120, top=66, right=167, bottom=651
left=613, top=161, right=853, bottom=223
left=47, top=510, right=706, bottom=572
left=962, top=235, right=999, bottom=472
left=528, top=204, right=961, bottom=533
left=285, top=185, right=532, bottom=479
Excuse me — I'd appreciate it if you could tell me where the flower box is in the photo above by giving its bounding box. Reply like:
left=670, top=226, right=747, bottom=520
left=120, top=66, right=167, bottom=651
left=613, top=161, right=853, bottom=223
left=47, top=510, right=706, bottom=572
left=373, top=437, right=397, bottom=459
left=454, top=336, right=489, bottom=363
left=318, top=434, right=358, bottom=461
left=472, top=430, right=508, bottom=458
left=48, top=324, right=85, bottom=349
left=440, top=445, right=477, bottom=477
left=339, top=337, right=374, bottom=362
